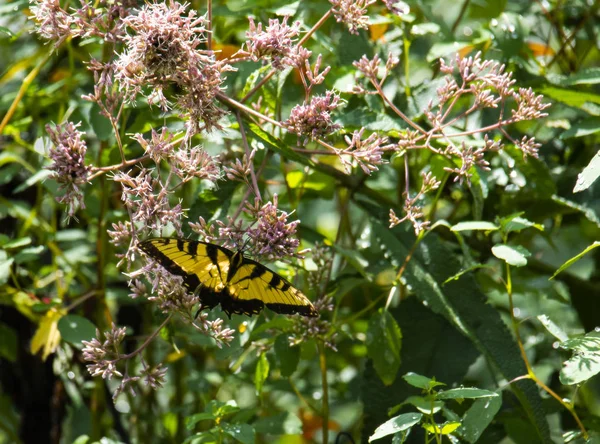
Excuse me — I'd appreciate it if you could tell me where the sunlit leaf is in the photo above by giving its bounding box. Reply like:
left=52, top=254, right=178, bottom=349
left=550, top=242, right=600, bottom=279
left=491, top=244, right=530, bottom=267
left=369, top=413, right=422, bottom=442
left=30, top=308, right=65, bottom=360
left=573, top=150, right=600, bottom=192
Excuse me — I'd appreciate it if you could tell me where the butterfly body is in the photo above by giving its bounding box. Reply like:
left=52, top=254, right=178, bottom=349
left=139, top=237, right=318, bottom=318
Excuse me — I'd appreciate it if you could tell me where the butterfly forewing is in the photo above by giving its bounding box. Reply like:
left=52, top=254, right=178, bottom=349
left=140, top=238, right=230, bottom=292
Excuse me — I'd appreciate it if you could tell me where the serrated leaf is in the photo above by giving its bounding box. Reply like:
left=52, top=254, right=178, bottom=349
left=359, top=207, right=550, bottom=442
left=367, top=309, right=402, bottom=385
left=550, top=241, right=600, bottom=279
left=491, top=244, right=530, bottom=267
left=369, top=413, right=422, bottom=442
left=573, top=150, right=600, bottom=193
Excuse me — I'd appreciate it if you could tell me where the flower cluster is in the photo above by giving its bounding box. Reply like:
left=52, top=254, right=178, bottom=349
left=115, top=1, right=230, bottom=134
left=290, top=243, right=336, bottom=350
left=285, top=91, right=341, bottom=141
left=133, top=128, right=220, bottom=181
left=329, top=0, right=374, bottom=35
left=390, top=172, right=441, bottom=235
left=46, top=121, right=91, bottom=218
left=81, top=324, right=127, bottom=380
left=190, top=195, right=307, bottom=262
left=82, top=323, right=170, bottom=399
left=29, top=0, right=134, bottom=47
left=336, top=129, right=393, bottom=175
left=245, top=16, right=302, bottom=69
left=245, top=195, right=306, bottom=261
left=128, top=268, right=235, bottom=348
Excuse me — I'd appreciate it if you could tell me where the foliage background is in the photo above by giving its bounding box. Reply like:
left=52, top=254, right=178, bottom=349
left=1, top=0, right=599, bottom=443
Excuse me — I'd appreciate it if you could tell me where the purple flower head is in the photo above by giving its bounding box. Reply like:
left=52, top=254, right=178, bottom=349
left=285, top=91, right=341, bottom=141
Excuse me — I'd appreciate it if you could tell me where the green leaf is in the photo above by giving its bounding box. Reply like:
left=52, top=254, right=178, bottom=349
left=254, top=352, right=270, bottom=395
left=253, top=412, right=302, bottom=435
left=57, top=315, right=97, bottom=345
left=0, top=251, right=14, bottom=286
left=450, top=221, right=499, bottom=232
left=436, top=388, right=498, bottom=400
left=540, top=86, right=600, bottom=107
left=549, top=67, right=600, bottom=86
left=404, top=395, right=443, bottom=415
left=240, top=65, right=271, bottom=99
left=560, top=331, right=600, bottom=385
left=0, top=322, right=17, bottom=362
left=221, top=423, right=255, bottom=444
left=88, top=104, right=113, bottom=141
left=402, top=373, right=444, bottom=390
left=246, top=122, right=314, bottom=167
left=361, top=209, right=550, bottom=442
left=12, top=170, right=53, bottom=194
left=3, top=237, right=32, bottom=249
left=367, top=309, right=402, bottom=385
left=185, top=413, right=216, bottom=430
left=274, top=334, right=299, bottom=377
left=491, top=244, right=530, bottom=267
left=369, top=413, right=422, bottom=442
left=550, top=241, right=600, bottom=279
left=498, top=215, right=544, bottom=234
left=561, top=118, right=600, bottom=139
left=573, top=150, right=600, bottom=193
left=537, top=315, right=569, bottom=342
left=459, top=395, right=502, bottom=443
left=14, top=246, right=45, bottom=264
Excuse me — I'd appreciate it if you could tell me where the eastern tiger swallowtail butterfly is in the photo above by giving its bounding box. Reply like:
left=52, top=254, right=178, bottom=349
left=139, top=237, right=318, bottom=318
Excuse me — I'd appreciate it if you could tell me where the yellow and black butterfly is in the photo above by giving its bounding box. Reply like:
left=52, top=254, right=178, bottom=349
left=139, top=237, right=318, bottom=318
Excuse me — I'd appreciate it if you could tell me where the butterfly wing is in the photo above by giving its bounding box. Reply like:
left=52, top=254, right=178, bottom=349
left=139, top=238, right=232, bottom=295
left=227, top=258, right=318, bottom=317
left=140, top=237, right=318, bottom=318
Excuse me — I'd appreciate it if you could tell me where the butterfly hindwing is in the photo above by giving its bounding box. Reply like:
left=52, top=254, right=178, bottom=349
left=228, top=259, right=318, bottom=317
left=139, top=237, right=318, bottom=318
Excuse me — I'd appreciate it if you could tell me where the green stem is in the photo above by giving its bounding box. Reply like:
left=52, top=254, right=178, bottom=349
left=318, top=341, right=329, bottom=444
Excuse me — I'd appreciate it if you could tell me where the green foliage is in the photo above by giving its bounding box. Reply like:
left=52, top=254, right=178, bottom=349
left=1, top=0, right=600, bottom=443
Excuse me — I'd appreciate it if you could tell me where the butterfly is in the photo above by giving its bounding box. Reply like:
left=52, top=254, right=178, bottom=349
left=139, top=237, right=318, bottom=318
